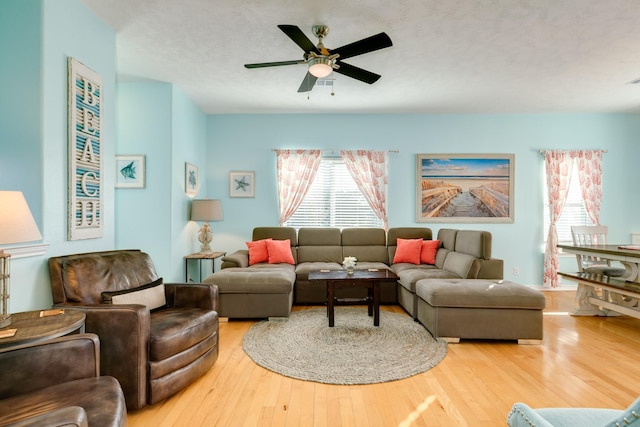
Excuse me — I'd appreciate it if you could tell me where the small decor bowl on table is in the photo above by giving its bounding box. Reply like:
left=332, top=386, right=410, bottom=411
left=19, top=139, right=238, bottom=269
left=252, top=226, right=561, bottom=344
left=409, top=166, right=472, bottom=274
left=343, top=256, right=357, bottom=274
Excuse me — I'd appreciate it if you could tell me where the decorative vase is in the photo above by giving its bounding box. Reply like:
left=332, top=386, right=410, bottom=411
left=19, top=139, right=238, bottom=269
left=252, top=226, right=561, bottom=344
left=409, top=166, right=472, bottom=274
left=343, top=256, right=357, bottom=275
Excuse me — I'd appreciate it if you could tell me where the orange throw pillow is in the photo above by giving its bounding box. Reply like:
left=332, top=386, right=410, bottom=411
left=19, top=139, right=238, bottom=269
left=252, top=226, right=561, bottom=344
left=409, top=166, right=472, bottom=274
left=393, top=238, right=422, bottom=264
left=267, top=239, right=295, bottom=264
left=246, top=239, right=271, bottom=265
left=421, top=239, right=440, bottom=265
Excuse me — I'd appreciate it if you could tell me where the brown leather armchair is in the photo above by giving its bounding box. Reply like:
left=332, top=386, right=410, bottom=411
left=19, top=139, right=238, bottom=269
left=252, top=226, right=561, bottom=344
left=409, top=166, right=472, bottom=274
left=0, top=333, right=126, bottom=426
left=48, top=250, right=219, bottom=410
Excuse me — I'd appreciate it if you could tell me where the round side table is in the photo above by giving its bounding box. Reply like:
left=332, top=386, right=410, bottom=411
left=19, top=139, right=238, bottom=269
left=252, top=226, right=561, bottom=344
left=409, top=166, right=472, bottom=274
left=0, top=309, right=85, bottom=348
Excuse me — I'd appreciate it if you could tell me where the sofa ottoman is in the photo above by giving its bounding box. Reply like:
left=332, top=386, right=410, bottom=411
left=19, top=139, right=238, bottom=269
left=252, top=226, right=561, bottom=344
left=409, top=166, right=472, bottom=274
left=203, top=267, right=295, bottom=319
left=416, top=279, right=546, bottom=343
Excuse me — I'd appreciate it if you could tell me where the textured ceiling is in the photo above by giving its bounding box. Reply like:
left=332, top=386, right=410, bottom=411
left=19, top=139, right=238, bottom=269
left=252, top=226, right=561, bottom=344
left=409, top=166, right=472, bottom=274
left=80, top=0, right=640, bottom=114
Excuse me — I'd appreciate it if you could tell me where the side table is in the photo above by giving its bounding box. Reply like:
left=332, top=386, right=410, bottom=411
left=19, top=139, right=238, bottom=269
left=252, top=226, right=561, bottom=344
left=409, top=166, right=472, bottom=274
left=184, top=251, right=226, bottom=282
left=0, top=309, right=86, bottom=348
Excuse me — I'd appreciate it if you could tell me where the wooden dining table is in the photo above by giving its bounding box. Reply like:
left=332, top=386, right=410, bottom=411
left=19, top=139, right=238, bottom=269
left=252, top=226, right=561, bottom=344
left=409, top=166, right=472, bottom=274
left=557, top=243, right=640, bottom=318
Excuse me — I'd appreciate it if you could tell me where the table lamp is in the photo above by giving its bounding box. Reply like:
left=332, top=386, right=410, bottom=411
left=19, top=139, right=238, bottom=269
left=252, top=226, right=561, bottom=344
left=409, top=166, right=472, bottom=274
left=0, top=191, right=43, bottom=328
left=190, top=199, right=223, bottom=253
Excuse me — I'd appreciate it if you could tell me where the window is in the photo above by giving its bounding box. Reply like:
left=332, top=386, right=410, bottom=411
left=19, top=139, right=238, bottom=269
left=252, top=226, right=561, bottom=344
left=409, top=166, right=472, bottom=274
left=543, top=162, right=594, bottom=244
left=284, top=157, right=383, bottom=229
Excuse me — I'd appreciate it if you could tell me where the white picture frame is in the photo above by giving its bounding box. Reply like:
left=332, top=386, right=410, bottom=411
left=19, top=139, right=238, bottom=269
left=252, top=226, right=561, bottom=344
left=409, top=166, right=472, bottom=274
left=115, top=155, right=145, bottom=189
left=186, top=162, right=199, bottom=197
left=229, top=171, right=255, bottom=198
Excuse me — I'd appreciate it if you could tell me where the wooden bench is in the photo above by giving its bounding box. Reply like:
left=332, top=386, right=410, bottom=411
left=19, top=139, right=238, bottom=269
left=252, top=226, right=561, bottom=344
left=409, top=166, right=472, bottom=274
left=558, top=271, right=640, bottom=318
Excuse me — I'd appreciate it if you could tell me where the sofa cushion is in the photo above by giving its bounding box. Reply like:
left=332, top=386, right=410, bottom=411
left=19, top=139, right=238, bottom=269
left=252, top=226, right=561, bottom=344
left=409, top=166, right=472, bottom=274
left=455, top=230, right=492, bottom=259
left=266, top=239, right=295, bottom=264
left=421, top=240, right=440, bottom=265
left=341, top=228, right=389, bottom=263
left=393, top=238, right=422, bottom=264
left=252, top=227, right=297, bottom=245
left=397, top=267, right=455, bottom=292
left=149, top=307, right=219, bottom=361
left=390, top=263, right=436, bottom=275
left=204, top=268, right=295, bottom=293
left=297, top=228, right=342, bottom=263
left=101, top=278, right=166, bottom=310
left=437, top=229, right=458, bottom=251
left=442, top=251, right=480, bottom=279
left=295, top=262, right=343, bottom=280
left=246, top=239, right=271, bottom=265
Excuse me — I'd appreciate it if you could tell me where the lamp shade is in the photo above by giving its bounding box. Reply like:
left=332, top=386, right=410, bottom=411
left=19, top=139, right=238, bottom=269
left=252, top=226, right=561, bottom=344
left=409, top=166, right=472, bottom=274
left=0, top=191, right=42, bottom=245
left=190, top=199, right=223, bottom=222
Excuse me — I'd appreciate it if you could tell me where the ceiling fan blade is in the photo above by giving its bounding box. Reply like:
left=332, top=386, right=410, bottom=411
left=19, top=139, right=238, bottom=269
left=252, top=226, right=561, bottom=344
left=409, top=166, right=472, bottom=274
left=334, top=62, right=381, bottom=84
left=278, top=25, right=320, bottom=54
left=331, top=32, right=392, bottom=60
left=297, top=72, right=318, bottom=93
left=244, top=60, right=305, bottom=69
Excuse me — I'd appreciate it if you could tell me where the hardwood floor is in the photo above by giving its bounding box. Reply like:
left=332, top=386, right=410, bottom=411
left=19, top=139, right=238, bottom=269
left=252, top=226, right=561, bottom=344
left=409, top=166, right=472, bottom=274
left=128, top=291, right=640, bottom=426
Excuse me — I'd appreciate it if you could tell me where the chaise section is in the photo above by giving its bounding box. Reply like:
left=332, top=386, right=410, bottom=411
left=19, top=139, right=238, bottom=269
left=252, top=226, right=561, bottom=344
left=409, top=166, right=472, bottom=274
left=416, top=279, right=546, bottom=343
left=202, top=266, right=295, bottom=318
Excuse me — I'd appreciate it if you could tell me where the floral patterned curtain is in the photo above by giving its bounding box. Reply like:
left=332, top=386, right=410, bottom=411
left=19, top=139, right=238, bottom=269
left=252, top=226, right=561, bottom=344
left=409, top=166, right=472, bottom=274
left=543, top=151, right=574, bottom=288
left=275, top=149, right=322, bottom=225
left=574, top=150, right=603, bottom=225
left=340, top=150, right=389, bottom=230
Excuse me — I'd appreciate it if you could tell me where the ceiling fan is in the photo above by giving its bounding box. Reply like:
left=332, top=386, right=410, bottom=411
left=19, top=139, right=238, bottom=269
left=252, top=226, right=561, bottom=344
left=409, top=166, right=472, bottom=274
left=244, top=25, right=393, bottom=93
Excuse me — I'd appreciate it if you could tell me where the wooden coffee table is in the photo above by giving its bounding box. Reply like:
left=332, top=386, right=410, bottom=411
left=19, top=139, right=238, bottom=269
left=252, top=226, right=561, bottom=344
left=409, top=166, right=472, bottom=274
left=308, top=269, right=399, bottom=327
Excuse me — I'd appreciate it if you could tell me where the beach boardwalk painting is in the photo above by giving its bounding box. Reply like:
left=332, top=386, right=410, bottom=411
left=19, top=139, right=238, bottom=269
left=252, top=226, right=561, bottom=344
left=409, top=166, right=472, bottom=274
left=416, top=154, right=514, bottom=223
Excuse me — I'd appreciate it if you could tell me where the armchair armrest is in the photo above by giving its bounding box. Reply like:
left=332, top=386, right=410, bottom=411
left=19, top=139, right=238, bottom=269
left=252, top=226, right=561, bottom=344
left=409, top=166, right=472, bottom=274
left=0, top=334, right=99, bottom=399
left=221, top=250, right=249, bottom=268
left=52, top=304, right=150, bottom=410
left=7, top=406, right=88, bottom=427
left=507, top=403, right=554, bottom=427
left=165, top=283, right=219, bottom=311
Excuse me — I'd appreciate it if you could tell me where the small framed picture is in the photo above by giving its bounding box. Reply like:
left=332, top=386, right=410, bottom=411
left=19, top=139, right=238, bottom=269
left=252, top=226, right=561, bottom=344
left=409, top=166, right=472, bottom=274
left=229, top=171, right=255, bottom=198
left=115, top=155, right=145, bottom=188
left=185, top=163, right=199, bottom=197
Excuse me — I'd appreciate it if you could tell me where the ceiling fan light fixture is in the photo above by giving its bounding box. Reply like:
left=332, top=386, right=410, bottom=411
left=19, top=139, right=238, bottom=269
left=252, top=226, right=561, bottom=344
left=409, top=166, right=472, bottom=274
left=308, top=57, right=333, bottom=78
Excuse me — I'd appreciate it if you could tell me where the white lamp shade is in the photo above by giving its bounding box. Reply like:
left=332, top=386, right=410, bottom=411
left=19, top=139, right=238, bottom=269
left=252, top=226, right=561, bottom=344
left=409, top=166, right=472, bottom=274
left=190, top=199, right=223, bottom=222
left=0, top=191, right=42, bottom=245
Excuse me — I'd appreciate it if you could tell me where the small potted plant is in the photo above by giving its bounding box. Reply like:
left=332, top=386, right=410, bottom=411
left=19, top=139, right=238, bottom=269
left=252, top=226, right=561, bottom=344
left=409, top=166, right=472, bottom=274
left=343, top=256, right=357, bottom=274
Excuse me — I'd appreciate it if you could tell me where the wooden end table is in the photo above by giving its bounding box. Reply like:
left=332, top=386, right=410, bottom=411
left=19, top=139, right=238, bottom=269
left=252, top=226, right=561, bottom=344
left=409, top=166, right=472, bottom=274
left=0, top=309, right=86, bottom=348
left=184, top=251, right=226, bottom=282
left=308, top=269, right=399, bottom=327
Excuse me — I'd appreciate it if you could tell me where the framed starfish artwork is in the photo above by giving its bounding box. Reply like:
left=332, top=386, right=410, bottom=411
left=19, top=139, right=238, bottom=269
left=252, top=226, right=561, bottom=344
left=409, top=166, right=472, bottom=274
left=229, top=171, right=255, bottom=198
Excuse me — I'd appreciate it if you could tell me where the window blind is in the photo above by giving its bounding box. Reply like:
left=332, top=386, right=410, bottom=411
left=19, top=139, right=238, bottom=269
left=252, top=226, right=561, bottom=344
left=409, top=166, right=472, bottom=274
left=284, top=157, right=383, bottom=229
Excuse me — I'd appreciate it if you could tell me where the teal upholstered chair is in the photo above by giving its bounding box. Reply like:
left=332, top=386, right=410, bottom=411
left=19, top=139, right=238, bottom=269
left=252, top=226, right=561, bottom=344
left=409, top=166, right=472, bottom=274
left=507, top=397, right=640, bottom=427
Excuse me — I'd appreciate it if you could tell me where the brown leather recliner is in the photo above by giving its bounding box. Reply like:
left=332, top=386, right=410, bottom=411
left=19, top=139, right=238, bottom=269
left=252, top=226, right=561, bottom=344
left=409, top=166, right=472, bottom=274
left=48, top=249, right=219, bottom=410
left=0, top=333, right=127, bottom=426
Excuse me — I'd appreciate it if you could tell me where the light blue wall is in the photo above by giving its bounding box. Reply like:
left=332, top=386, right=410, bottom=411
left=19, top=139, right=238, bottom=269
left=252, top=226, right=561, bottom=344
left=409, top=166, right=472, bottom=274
left=207, top=113, right=640, bottom=286
left=170, top=86, right=208, bottom=279
left=115, top=82, right=207, bottom=282
left=2, top=0, right=640, bottom=313
left=0, top=0, right=116, bottom=312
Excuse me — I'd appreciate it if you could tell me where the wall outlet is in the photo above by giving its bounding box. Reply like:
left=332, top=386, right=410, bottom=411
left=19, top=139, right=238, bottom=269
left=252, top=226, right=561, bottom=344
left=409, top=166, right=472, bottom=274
left=513, top=267, right=520, bottom=276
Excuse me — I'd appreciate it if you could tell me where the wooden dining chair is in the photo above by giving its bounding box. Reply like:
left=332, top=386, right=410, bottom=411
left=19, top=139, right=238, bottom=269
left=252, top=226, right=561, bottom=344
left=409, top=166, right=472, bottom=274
left=570, top=225, right=625, bottom=277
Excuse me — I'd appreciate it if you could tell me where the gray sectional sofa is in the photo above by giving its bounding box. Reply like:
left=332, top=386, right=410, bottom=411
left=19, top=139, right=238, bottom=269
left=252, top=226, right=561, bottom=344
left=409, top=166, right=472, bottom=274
left=204, top=226, right=504, bottom=319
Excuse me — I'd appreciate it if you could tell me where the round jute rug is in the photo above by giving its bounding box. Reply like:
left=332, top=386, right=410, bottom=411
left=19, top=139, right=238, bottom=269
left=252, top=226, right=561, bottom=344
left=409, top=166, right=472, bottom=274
left=242, top=307, right=448, bottom=385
